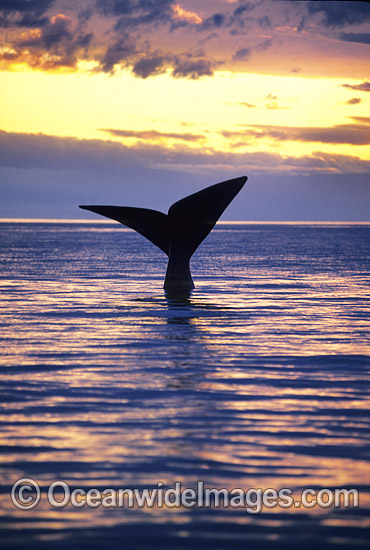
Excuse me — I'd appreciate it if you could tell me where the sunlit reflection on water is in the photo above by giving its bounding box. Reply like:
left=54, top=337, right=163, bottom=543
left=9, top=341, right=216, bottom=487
left=0, top=222, right=369, bottom=549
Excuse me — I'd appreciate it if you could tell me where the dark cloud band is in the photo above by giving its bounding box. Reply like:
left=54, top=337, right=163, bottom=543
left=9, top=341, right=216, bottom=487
left=223, top=121, right=370, bottom=146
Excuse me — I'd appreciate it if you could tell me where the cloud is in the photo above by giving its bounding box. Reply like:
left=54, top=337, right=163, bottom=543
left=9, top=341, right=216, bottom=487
left=99, top=37, right=136, bottom=72
left=0, top=0, right=368, bottom=80
left=99, top=37, right=218, bottom=79
left=171, top=4, right=203, bottom=25
left=307, top=1, right=370, bottom=28
left=255, top=37, right=274, bottom=52
left=237, top=102, right=256, bottom=108
left=287, top=122, right=370, bottom=145
left=346, top=98, right=361, bottom=105
left=232, top=2, right=265, bottom=29
left=1, top=130, right=369, bottom=178
left=77, top=7, right=93, bottom=27
left=288, top=151, right=370, bottom=175
left=232, top=47, right=250, bottom=61
left=133, top=54, right=169, bottom=78
left=172, top=56, right=217, bottom=79
left=343, top=81, right=370, bottom=93
left=100, top=129, right=205, bottom=142
left=350, top=116, right=370, bottom=124
left=1, top=129, right=370, bottom=221
left=200, top=12, right=229, bottom=30
left=0, top=0, right=54, bottom=28
left=223, top=121, right=370, bottom=146
left=97, top=0, right=174, bottom=27
left=264, top=93, right=287, bottom=110
left=2, top=13, right=93, bottom=68
left=257, top=15, right=271, bottom=29
left=233, top=4, right=254, bottom=18
left=228, top=94, right=286, bottom=110
left=339, top=32, right=370, bottom=46
left=18, top=13, right=72, bottom=49
left=229, top=2, right=274, bottom=34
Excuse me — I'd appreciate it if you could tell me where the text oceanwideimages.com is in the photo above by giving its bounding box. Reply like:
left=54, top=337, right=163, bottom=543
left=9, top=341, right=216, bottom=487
left=11, top=479, right=360, bottom=513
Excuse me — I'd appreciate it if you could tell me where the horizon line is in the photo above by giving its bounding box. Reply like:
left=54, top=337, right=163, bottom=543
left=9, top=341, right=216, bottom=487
left=0, top=219, right=369, bottom=225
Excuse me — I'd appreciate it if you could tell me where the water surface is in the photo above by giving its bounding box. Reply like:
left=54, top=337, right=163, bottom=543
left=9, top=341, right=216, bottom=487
left=0, top=222, right=369, bottom=549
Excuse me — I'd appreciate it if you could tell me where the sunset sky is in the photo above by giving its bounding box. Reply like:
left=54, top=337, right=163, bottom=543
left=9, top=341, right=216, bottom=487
left=1, top=0, right=370, bottom=220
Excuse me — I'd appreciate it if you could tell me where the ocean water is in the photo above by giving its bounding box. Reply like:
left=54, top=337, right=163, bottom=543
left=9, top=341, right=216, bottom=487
left=0, top=221, right=369, bottom=549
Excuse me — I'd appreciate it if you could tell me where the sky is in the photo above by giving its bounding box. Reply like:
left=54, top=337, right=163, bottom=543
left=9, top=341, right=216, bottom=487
left=0, top=0, right=370, bottom=220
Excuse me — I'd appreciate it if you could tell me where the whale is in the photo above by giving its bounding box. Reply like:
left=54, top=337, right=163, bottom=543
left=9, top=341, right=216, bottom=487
left=79, top=175, right=247, bottom=294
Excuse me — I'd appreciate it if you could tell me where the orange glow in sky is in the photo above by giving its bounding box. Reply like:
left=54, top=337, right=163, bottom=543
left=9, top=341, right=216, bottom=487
left=0, top=1, right=369, bottom=219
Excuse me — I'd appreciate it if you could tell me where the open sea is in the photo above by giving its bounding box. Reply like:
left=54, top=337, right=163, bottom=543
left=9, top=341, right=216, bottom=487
left=0, top=221, right=369, bottom=549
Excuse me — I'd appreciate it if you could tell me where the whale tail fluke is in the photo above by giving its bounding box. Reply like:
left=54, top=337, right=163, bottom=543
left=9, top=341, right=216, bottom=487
left=79, top=175, right=247, bottom=292
left=167, top=175, right=247, bottom=260
left=78, top=205, right=170, bottom=255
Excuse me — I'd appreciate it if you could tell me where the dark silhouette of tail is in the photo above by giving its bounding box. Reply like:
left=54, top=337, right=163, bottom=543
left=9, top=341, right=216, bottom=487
left=79, top=175, right=247, bottom=293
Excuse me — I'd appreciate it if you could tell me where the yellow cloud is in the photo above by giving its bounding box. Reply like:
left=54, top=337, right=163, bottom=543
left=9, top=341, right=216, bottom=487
left=0, top=66, right=369, bottom=163
left=172, top=4, right=203, bottom=25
